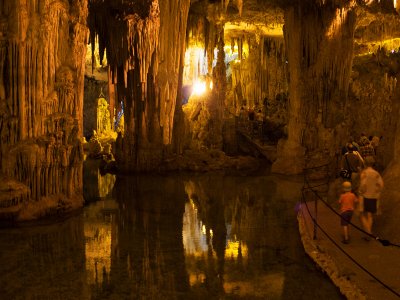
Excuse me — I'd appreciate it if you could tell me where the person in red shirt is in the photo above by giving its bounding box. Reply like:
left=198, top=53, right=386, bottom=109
left=338, top=181, right=359, bottom=244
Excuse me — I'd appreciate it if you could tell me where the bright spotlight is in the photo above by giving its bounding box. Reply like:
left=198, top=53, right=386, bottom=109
left=192, top=80, right=206, bottom=95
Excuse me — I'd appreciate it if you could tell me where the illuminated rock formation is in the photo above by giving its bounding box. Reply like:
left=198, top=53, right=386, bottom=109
left=88, top=0, right=191, bottom=171
left=0, top=0, right=87, bottom=220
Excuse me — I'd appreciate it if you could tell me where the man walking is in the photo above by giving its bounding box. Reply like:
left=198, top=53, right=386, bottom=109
left=359, top=160, right=384, bottom=240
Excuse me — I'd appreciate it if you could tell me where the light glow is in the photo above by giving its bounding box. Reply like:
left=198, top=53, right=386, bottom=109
left=183, top=47, right=208, bottom=86
left=192, top=80, right=207, bottom=95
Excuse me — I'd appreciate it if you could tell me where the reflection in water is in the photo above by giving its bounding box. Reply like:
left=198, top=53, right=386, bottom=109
left=183, top=199, right=249, bottom=260
left=183, top=196, right=250, bottom=290
left=183, top=200, right=209, bottom=256
left=83, top=159, right=116, bottom=201
left=0, top=216, right=87, bottom=299
left=0, top=172, right=345, bottom=300
left=224, top=231, right=248, bottom=260
left=84, top=199, right=118, bottom=285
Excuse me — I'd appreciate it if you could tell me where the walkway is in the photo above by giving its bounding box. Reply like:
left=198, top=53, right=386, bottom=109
left=235, top=117, right=278, bottom=162
left=235, top=116, right=400, bottom=299
left=237, top=129, right=277, bottom=162
left=298, top=198, right=400, bottom=300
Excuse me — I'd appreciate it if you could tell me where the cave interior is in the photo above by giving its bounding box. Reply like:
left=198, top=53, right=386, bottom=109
left=0, top=0, right=400, bottom=228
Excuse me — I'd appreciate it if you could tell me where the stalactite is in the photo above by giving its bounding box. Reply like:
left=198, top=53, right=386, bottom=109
left=231, top=35, right=287, bottom=111
left=204, top=20, right=217, bottom=75
left=88, top=0, right=190, bottom=171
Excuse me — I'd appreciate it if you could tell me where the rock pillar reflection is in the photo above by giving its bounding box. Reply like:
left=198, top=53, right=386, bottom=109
left=106, top=175, right=190, bottom=298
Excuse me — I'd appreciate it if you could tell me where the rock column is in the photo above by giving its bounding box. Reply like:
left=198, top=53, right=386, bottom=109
left=272, top=2, right=356, bottom=174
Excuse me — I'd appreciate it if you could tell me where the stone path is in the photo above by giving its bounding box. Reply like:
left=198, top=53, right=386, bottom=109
left=298, top=200, right=400, bottom=300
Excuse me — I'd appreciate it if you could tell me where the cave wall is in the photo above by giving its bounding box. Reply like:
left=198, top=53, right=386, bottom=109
left=349, top=54, right=400, bottom=169
left=0, top=0, right=87, bottom=219
left=347, top=9, right=400, bottom=170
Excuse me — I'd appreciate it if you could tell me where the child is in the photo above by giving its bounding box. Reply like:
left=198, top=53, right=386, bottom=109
left=338, top=181, right=358, bottom=244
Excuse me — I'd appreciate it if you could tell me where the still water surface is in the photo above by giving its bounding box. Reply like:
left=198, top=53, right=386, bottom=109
left=0, top=171, right=344, bottom=299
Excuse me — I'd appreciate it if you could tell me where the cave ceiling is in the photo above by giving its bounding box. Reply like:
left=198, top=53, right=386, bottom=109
left=85, top=0, right=400, bottom=45
left=85, top=0, right=400, bottom=73
left=187, top=0, right=400, bottom=47
left=193, top=0, right=283, bottom=34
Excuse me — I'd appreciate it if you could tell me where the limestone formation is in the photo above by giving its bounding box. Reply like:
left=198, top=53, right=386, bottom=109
left=88, top=0, right=191, bottom=171
left=0, top=0, right=87, bottom=220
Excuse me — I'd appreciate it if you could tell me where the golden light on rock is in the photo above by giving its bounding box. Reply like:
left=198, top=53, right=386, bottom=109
left=86, top=39, right=108, bottom=68
left=356, top=38, right=400, bottom=56
left=225, top=240, right=248, bottom=260
left=326, top=8, right=349, bottom=40
left=224, top=44, right=239, bottom=56
left=224, top=21, right=283, bottom=37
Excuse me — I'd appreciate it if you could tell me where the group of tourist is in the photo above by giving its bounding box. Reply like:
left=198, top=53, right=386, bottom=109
left=337, top=133, right=384, bottom=244
left=239, top=105, right=264, bottom=123
left=340, top=133, right=380, bottom=167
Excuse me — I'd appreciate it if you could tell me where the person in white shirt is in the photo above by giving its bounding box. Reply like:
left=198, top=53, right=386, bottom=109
left=358, top=160, right=384, bottom=240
